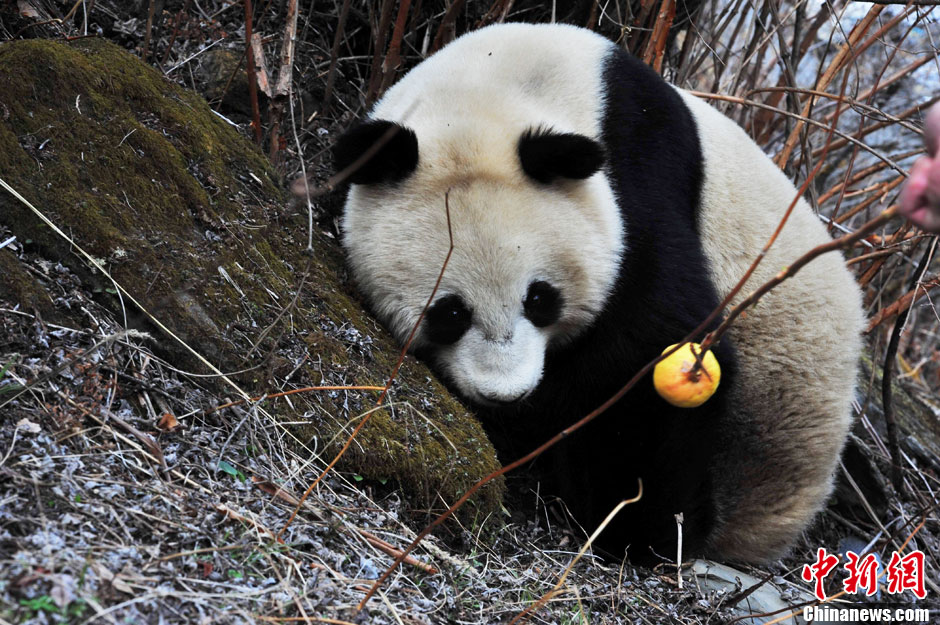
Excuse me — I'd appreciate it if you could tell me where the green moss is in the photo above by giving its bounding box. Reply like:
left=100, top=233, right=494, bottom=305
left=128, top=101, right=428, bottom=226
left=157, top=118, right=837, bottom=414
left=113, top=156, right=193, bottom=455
left=0, top=249, right=58, bottom=320
left=0, top=38, right=503, bottom=523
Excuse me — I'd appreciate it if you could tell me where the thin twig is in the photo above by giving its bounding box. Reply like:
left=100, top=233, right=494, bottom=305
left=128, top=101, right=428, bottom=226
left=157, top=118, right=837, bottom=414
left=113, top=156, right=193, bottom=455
left=141, top=0, right=157, bottom=62
left=675, top=513, right=683, bottom=590
left=379, top=0, right=414, bottom=94
left=206, top=385, right=385, bottom=414
left=509, top=484, right=643, bottom=625
left=431, top=0, right=467, bottom=53
left=244, top=0, right=263, bottom=144
left=882, top=238, right=937, bottom=492
left=366, top=0, right=397, bottom=105
left=704, top=206, right=901, bottom=350
left=321, top=0, right=352, bottom=113
left=279, top=191, right=456, bottom=540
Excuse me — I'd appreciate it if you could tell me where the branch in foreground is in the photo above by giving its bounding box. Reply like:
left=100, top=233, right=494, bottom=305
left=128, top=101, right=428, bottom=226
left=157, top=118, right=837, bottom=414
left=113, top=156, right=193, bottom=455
left=882, top=238, right=937, bottom=493
left=509, top=483, right=643, bottom=625
left=278, top=192, right=455, bottom=540
left=702, top=205, right=900, bottom=350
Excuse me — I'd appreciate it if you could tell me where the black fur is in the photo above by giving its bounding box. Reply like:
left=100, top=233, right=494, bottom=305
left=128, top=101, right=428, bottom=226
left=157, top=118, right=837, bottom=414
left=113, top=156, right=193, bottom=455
left=483, top=46, right=738, bottom=564
left=524, top=281, right=564, bottom=328
left=518, top=127, right=605, bottom=183
left=425, top=294, right=473, bottom=345
left=333, top=120, right=418, bottom=185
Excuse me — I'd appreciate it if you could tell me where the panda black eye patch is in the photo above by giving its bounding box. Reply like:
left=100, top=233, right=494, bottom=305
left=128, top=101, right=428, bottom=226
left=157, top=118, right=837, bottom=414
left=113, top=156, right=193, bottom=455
left=518, top=127, right=605, bottom=184
left=424, top=294, right=473, bottom=345
left=332, top=120, right=419, bottom=185
left=524, top=281, right=563, bottom=327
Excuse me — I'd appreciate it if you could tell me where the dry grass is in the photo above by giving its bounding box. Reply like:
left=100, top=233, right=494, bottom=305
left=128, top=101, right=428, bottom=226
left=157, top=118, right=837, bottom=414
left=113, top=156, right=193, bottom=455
left=1, top=1, right=939, bottom=623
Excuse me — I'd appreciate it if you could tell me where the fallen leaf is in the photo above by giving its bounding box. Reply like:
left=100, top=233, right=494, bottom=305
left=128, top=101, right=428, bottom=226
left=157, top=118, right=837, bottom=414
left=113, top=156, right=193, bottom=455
left=156, top=412, right=181, bottom=432
left=252, top=476, right=300, bottom=506
left=15, top=418, right=41, bottom=433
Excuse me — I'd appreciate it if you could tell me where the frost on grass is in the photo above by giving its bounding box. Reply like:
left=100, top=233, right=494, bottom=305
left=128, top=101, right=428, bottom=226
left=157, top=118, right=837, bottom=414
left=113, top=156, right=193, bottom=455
left=3, top=252, right=932, bottom=623
left=0, top=250, right=713, bottom=624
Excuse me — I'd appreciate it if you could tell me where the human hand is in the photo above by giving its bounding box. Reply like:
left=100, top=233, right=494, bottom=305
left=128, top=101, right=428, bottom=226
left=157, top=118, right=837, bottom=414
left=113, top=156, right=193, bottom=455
left=898, top=102, right=940, bottom=232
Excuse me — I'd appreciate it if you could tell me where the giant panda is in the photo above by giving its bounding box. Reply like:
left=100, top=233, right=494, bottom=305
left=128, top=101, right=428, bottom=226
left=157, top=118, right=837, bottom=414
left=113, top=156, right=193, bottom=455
left=333, top=22, right=864, bottom=564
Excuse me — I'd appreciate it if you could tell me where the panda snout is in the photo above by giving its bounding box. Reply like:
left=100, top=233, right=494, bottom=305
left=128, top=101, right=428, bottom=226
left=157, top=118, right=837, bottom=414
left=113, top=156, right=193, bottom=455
left=449, top=321, right=547, bottom=405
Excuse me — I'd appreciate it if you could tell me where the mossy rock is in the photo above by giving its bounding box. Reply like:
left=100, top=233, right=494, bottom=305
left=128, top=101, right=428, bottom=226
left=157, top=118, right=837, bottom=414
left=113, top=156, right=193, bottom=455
left=0, top=38, right=503, bottom=523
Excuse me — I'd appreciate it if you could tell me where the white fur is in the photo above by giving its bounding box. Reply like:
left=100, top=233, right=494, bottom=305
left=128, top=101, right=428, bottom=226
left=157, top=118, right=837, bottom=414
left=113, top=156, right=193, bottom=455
left=342, top=24, right=624, bottom=401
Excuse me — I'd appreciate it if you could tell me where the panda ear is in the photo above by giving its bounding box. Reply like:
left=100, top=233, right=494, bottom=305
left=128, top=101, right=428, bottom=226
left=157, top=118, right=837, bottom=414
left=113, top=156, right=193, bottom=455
left=518, top=127, right=605, bottom=184
left=333, top=120, right=419, bottom=185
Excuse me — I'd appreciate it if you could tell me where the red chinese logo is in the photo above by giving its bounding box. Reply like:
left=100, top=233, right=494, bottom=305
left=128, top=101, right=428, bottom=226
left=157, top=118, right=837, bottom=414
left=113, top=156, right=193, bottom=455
left=885, top=550, right=926, bottom=600
left=803, top=548, right=928, bottom=601
left=843, top=551, right=879, bottom=597
left=802, top=548, right=839, bottom=601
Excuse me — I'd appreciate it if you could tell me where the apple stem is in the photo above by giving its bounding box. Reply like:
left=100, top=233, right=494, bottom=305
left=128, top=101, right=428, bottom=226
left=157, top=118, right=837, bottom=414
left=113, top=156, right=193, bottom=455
left=688, top=343, right=714, bottom=382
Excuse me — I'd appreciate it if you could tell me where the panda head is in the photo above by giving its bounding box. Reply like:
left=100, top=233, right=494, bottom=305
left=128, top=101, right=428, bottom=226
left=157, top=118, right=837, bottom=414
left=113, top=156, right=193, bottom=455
left=337, top=119, right=624, bottom=406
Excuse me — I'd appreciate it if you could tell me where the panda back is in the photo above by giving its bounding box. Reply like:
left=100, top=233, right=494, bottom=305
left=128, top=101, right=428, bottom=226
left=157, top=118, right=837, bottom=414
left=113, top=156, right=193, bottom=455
left=678, top=90, right=864, bottom=561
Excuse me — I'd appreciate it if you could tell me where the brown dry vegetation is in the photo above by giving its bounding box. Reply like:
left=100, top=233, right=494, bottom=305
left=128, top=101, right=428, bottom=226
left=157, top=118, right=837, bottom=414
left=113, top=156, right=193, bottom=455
left=0, top=1, right=939, bottom=624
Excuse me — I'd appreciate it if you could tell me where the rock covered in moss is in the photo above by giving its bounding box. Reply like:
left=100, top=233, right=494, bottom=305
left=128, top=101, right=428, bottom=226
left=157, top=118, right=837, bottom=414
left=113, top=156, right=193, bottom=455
left=0, top=38, right=503, bottom=523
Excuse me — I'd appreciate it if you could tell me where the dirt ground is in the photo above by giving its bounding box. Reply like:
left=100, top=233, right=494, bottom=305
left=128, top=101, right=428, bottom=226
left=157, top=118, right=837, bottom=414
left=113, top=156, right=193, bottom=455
left=1, top=1, right=939, bottom=624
